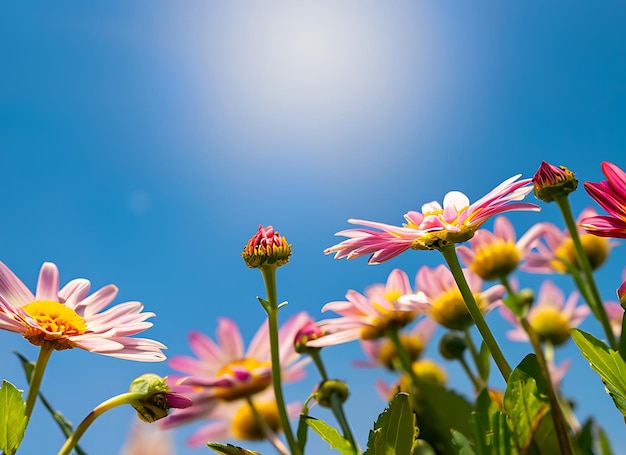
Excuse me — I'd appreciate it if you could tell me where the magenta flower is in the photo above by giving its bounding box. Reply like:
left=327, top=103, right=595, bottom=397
left=499, top=280, right=589, bottom=346
left=325, top=175, right=539, bottom=264
left=0, top=261, right=165, bottom=361
left=456, top=216, right=537, bottom=280
left=399, top=265, right=504, bottom=330
left=306, top=269, right=427, bottom=347
left=160, top=313, right=310, bottom=434
left=520, top=207, right=614, bottom=274
left=581, top=161, right=626, bottom=238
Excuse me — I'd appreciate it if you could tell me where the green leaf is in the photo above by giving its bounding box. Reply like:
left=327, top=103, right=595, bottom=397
left=597, top=426, right=615, bottom=455
left=571, top=329, right=626, bottom=416
left=206, top=442, right=261, bottom=455
left=296, top=413, right=310, bottom=452
left=306, top=417, right=355, bottom=455
left=364, top=392, right=416, bottom=455
left=0, top=380, right=27, bottom=455
left=491, top=409, right=517, bottom=455
left=472, top=388, right=498, bottom=454
left=477, top=341, right=491, bottom=382
left=451, top=430, right=475, bottom=455
left=502, top=354, right=550, bottom=452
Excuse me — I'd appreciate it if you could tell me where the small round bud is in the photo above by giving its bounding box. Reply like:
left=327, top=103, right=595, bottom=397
left=533, top=161, right=578, bottom=203
left=316, top=380, right=349, bottom=408
left=242, top=225, right=292, bottom=270
left=129, top=373, right=192, bottom=423
left=438, top=332, right=467, bottom=360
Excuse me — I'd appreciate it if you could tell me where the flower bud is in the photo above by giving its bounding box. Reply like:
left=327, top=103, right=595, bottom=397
left=316, top=379, right=349, bottom=408
left=294, top=321, right=326, bottom=353
left=619, top=279, right=626, bottom=311
left=129, top=373, right=192, bottom=423
left=438, top=332, right=466, bottom=360
left=242, top=225, right=292, bottom=270
left=533, top=161, right=578, bottom=202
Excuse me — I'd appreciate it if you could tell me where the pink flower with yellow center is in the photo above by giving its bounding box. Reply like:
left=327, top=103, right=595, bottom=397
left=520, top=207, right=614, bottom=274
left=581, top=161, right=626, bottom=238
left=160, top=313, right=310, bottom=432
left=499, top=280, right=589, bottom=346
left=0, top=261, right=165, bottom=361
left=354, top=317, right=437, bottom=370
left=324, top=175, right=539, bottom=264
left=604, top=301, right=624, bottom=338
left=456, top=216, right=537, bottom=280
left=399, top=265, right=505, bottom=331
left=306, top=269, right=428, bottom=347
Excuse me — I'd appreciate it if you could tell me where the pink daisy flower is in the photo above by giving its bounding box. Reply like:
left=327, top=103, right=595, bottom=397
left=520, top=207, right=615, bottom=274
left=325, top=175, right=539, bottom=264
left=604, top=301, right=624, bottom=338
left=0, top=261, right=165, bottom=361
left=399, top=265, right=504, bottom=331
left=306, top=269, right=428, bottom=348
left=581, top=161, right=626, bottom=238
left=120, top=421, right=176, bottom=455
left=160, top=313, right=310, bottom=433
left=499, top=280, right=589, bottom=346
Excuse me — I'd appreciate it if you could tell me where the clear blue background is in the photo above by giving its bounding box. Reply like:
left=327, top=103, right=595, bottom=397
left=1, top=2, right=625, bottom=454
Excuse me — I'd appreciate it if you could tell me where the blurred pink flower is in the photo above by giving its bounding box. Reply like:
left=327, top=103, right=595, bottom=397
left=306, top=269, right=428, bottom=347
left=0, top=261, right=165, bottom=361
left=325, top=175, right=540, bottom=264
left=500, top=280, right=589, bottom=346
left=160, top=313, right=310, bottom=435
left=520, top=207, right=614, bottom=274
left=581, top=161, right=626, bottom=238
left=120, top=421, right=176, bottom=455
left=456, top=216, right=537, bottom=280
left=604, top=301, right=624, bottom=337
left=399, top=265, right=504, bottom=330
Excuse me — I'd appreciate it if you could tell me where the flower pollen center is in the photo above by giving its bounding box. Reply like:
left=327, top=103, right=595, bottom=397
left=360, top=311, right=416, bottom=340
left=214, top=358, right=272, bottom=401
left=21, top=300, right=86, bottom=350
left=471, top=241, right=520, bottom=280
left=529, top=307, right=570, bottom=346
left=231, top=400, right=281, bottom=440
left=430, top=290, right=483, bottom=330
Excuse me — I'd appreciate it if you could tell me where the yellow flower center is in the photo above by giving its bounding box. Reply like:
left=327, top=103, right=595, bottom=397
left=412, top=359, right=447, bottom=386
left=376, top=335, right=425, bottom=370
left=553, top=234, right=610, bottom=272
left=231, top=400, right=281, bottom=441
left=214, top=358, right=272, bottom=401
left=21, top=300, right=87, bottom=350
left=528, top=307, right=570, bottom=346
left=469, top=241, right=520, bottom=280
left=430, top=290, right=482, bottom=330
left=360, top=311, right=416, bottom=340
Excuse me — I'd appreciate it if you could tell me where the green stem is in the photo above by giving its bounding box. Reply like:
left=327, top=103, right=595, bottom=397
left=329, top=393, right=361, bottom=455
left=260, top=267, right=301, bottom=455
left=24, top=342, right=54, bottom=421
left=57, top=392, right=144, bottom=455
left=555, top=195, right=617, bottom=349
left=440, top=244, right=512, bottom=380
left=308, top=350, right=329, bottom=382
left=386, top=327, right=420, bottom=387
left=462, top=327, right=483, bottom=377
left=459, top=356, right=484, bottom=392
left=520, top=318, right=574, bottom=455
left=245, top=395, right=289, bottom=455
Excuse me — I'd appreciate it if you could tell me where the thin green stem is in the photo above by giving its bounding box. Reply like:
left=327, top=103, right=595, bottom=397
left=245, top=395, right=289, bottom=455
left=308, top=350, right=329, bottom=382
left=520, top=318, right=574, bottom=455
left=459, top=356, right=484, bottom=392
left=555, top=195, right=617, bottom=349
left=24, top=342, right=54, bottom=421
left=57, top=392, right=144, bottom=455
left=261, top=267, right=301, bottom=455
left=329, top=393, right=361, bottom=455
left=440, top=244, right=512, bottom=380
left=386, top=327, right=419, bottom=387
left=462, top=327, right=482, bottom=377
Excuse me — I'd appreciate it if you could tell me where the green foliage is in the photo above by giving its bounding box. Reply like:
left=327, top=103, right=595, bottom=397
left=571, top=329, right=626, bottom=417
left=305, top=417, right=355, bottom=455
left=451, top=430, right=475, bottom=455
left=364, top=392, right=416, bottom=455
left=502, top=354, right=550, bottom=453
left=206, top=442, right=261, bottom=455
left=478, top=341, right=491, bottom=382
left=0, top=380, right=27, bottom=455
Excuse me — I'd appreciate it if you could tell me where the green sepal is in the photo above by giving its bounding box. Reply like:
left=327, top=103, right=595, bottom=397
left=277, top=300, right=289, bottom=310
left=0, top=380, right=27, bottom=455
left=305, top=416, right=354, bottom=455
left=570, top=329, right=626, bottom=417
left=206, top=442, right=261, bottom=455
left=619, top=313, right=626, bottom=363
left=478, top=341, right=491, bottom=382
left=364, top=392, right=416, bottom=455
left=256, top=296, right=272, bottom=312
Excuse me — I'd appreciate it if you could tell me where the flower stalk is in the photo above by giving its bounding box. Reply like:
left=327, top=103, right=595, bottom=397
left=24, top=342, right=54, bottom=421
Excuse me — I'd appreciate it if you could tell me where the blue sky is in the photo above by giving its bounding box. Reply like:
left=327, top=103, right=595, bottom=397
left=1, top=1, right=626, bottom=454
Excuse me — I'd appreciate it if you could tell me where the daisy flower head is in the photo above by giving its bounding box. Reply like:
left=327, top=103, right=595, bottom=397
left=354, top=317, right=437, bottom=370
left=160, top=313, right=310, bottom=430
left=500, top=280, right=589, bottom=346
left=0, top=261, right=165, bottom=361
left=581, top=161, right=626, bottom=238
left=456, top=216, right=537, bottom=280
left=306, top=269, right=428, bottom=348
left=400, top=265, right=505, bottom=331
left=521, top=207, right=615, bottom=274
left=324, top=175, right=539, bottom=264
